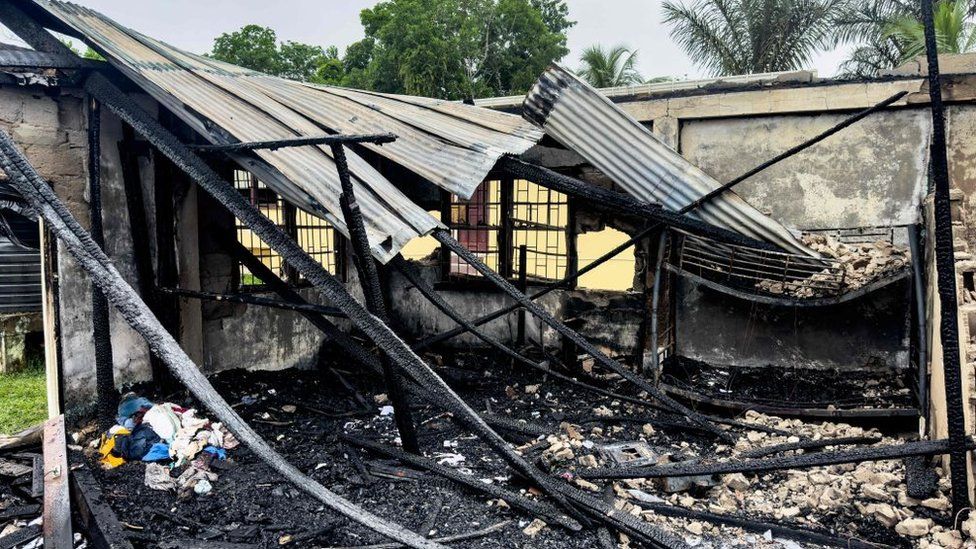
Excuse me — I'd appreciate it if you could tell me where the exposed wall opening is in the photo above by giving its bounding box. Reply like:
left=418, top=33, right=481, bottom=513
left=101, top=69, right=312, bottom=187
left=576, top=228, right=637, bottom=291
left=232, top=170, right=342, bottom=289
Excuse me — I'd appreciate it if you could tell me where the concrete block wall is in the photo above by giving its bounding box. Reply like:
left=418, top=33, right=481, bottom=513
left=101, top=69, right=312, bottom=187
left=0, top=85, right=154, bottom=410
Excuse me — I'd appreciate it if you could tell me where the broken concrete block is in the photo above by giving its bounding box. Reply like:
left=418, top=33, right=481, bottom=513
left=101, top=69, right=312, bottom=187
left=894, top=517, right=932, bottom=537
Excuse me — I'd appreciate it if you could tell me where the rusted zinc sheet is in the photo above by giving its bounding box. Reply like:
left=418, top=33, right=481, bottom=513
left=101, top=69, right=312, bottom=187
left=523, top=65, right=815, bottom=257
left=33, top=0, right=543, bottom=262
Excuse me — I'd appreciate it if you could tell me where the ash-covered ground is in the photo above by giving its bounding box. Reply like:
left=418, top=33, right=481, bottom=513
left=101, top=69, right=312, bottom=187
left=70, top=352, right=952, bottom=548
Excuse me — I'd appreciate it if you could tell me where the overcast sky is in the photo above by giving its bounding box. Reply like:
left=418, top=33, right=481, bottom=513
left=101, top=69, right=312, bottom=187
left=1, top=0, right=854, bottom=84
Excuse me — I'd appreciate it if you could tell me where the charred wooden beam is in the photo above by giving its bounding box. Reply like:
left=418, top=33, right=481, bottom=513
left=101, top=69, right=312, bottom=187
left=638, top=501, right=888, bottom=549
left=87, top=97, right=117, bottom=430
left=922, top=0, right=970, bottom=516
left=579, top=438, right=976, bottom=480
left=739, top=436, right=882, bottom=459
left=333, top=142, right=418, bottom=454
left=70, top=455, right=136, bottom=549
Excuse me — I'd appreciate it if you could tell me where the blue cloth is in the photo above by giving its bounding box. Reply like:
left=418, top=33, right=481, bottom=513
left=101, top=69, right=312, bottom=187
left=113, top=423, right=161, bottom=461
left=116, top=395, right=153, bottom=424
left=142, top=442, right=171, bottom=462
left=203, top=446, right=226, bottom=460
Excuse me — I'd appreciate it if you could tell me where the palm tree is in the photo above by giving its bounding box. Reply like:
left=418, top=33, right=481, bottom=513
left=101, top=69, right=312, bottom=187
left=835, top=0, right=976, bottom=77
left=577, top=45, right=644, bottom=87
left=661, top=0, right=847, bottom=77
left=886, top=1, right=976, bottom=62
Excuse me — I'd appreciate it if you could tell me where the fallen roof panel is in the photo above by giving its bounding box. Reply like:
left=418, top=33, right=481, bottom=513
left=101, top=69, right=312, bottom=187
left=523, top=65, right=815, bottom=257
left=33, top=0, right=543, bottom=261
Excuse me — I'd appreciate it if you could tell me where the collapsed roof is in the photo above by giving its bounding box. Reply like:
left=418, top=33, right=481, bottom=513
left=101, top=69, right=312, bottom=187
left=29, top=0, right=544, bottom=262
left=523, top=65, right=813, bottom=257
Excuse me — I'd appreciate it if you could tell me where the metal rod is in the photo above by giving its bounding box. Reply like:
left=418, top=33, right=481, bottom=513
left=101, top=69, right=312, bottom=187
left=193, top=133, right=396, bottom=152
left=87, top=96, right=116, bottom=430
left=498, top=156, right=779, bottom=251
left=332, top=142, right=419, bottom=455
left=579, top=438, right=976, bottom=479
left=922, top=0, right=971, bottom=517
left=739, top=436, right=882, bottom=459
left=156, top=287, right=347, bottom=318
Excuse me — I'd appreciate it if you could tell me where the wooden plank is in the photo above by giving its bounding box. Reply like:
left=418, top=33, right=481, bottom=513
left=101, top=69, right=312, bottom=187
left=31, top=455, right=43, bottom=498
left=39, top=222, right=62, bottom=418
left=0, top=525, right=42, bottom=549
left=70, top=455, right=135, bottom=549
left=42, top=415, right=71, bottom=549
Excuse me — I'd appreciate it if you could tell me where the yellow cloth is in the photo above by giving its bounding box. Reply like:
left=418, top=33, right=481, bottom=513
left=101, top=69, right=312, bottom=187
left=97, top=427, right=130, bottom=469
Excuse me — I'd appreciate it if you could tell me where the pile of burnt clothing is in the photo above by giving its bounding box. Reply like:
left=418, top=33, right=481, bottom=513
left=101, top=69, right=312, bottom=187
left=95, top=394, right=239, bottom=497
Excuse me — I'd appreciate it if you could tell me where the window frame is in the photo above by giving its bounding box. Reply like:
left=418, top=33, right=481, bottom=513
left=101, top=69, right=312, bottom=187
left=438, top=175, right=578, bottom=290
left=232, top=170, right=345, bottom=291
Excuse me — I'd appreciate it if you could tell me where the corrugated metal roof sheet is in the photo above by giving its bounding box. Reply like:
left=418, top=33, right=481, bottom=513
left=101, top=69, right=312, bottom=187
left=33, top=0, right=543, bottom=262
left=523, top=65, right=815, bottom=257
left=0, top=236, right=41, bottom=313
left=476, top=70, right=812, bottom=109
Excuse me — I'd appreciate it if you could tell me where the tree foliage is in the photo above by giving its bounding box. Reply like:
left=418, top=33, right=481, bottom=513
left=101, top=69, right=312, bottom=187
left=351, top=0, right=574, bottom=99
left=577, top=45, right=644, bottom=87
left=887, top=1, right=976, bottom=61
left=207, top=1, right=572, bottom=97
left=661, top=0, right=847, bottom=76
left=834, top=1, right=976, bottom=77
left=211, top=25, right=281, bottom=75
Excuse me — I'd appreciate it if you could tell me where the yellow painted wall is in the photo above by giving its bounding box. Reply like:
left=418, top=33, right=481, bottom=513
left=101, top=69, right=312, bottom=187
left=577, top=228, right=636, bottom=292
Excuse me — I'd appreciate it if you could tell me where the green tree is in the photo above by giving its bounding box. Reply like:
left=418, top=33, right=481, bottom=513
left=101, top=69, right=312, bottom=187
left=210, top=25, right=281, bottom=75
left=661, top=0, right=847, bottom=76
left=886, top=1, right=976, bottom=62
left=315, top=46, right=345, bottom=85
left=353, top=0, right=574, bottom=99
left=209, top=24, right=341, bottom=83
left=835, top=1, right=976, bottom=77
left=278, top=41, right=327, bottom=82
left=577, top=45, right=643, bottom=87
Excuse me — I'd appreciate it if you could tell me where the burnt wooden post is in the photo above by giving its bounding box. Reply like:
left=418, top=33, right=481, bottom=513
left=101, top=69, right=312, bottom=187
left=921, top=0, right=971, bottom=517
left=87, top=97, right=117, bottom=429
left=516, top=244, right=528, bottom=346
left=331, top=143, right=419, bottom=454
left=118, top=124, right=174, bottom=389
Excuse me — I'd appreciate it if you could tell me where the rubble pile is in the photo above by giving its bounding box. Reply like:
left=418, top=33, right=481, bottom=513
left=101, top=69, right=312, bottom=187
left=756, top=234, right=909, bottom=299
left=567, top=411, right=958, bottom=548
left=86, top=393, right=239, bottom=499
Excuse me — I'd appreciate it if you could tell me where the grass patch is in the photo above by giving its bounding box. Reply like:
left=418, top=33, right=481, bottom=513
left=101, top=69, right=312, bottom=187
left=0, top=354, right=47, bottom=435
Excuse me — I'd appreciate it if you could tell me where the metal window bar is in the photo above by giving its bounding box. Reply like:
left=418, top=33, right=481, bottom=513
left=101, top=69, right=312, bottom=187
left=447, top=179, right=503, bottom=278
left=232, top=169, right=338, bottom=288
left=672, top=230, right=845, bottom=297
left=511, top=179, right=570, bottom=282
